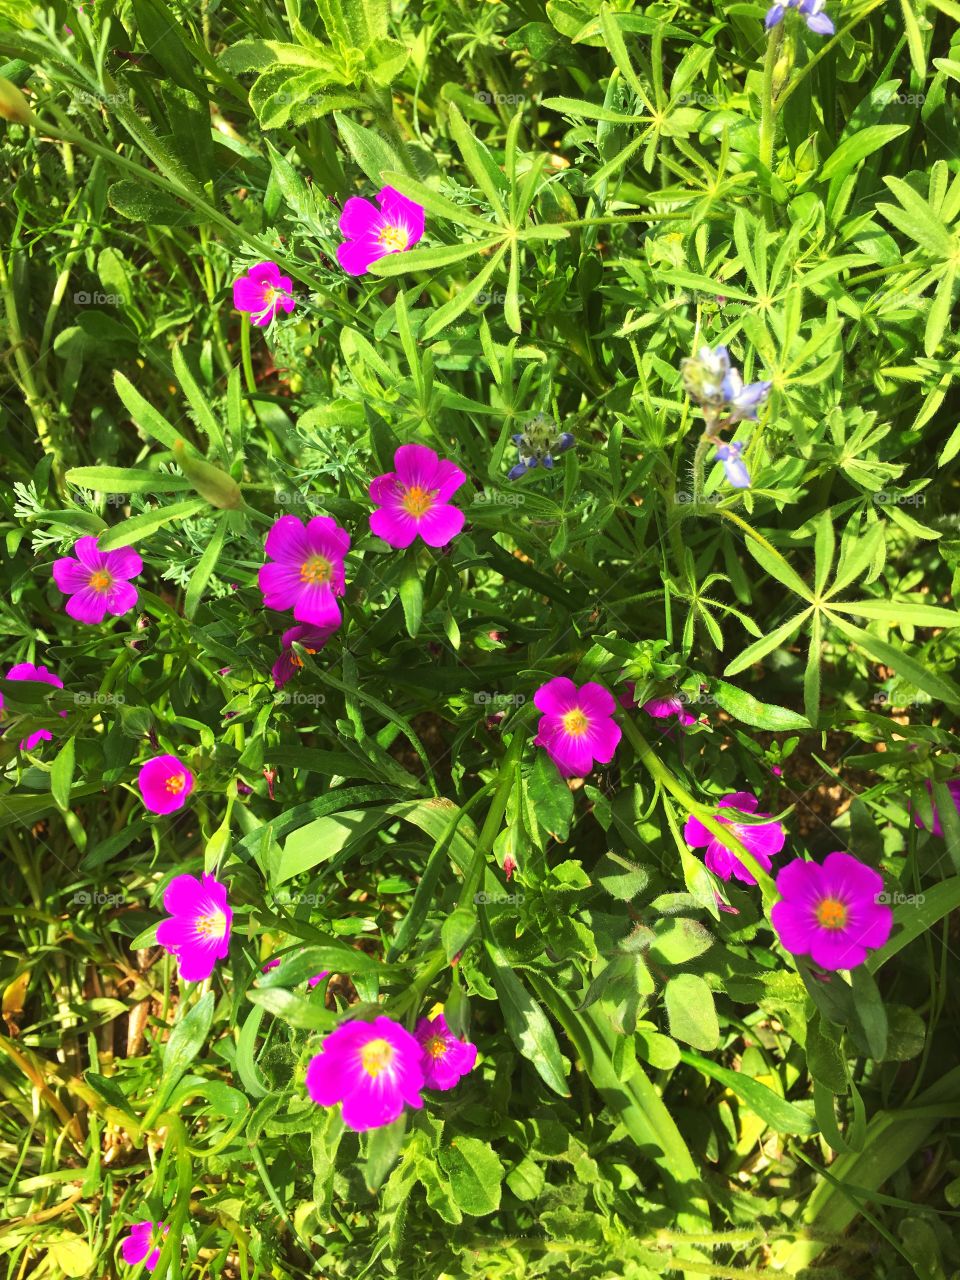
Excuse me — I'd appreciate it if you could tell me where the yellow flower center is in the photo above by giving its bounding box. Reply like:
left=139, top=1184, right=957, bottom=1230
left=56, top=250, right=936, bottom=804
left=815, top=897, right=848, bottom=931
left=562, top=708, right=589, bottom=737
left=379, top=224, right=409, bottom=252
left=89, top=569, right=113, bottom=592
left=401, top=485, right=434, bottom=517
left=300, top=555, right=332, bottom=584
left=195, top=909, right=226, bottom=940
left=425, top=1035, right=448, bottom=1059
left=360, top=1037, right=394, bottom=1078
left=165, top=773, right=186, bottom=795
left=289, top=646, right=317, bottom=671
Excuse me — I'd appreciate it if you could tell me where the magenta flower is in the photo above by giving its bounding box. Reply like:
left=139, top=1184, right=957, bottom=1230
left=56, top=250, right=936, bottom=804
left=1, top=663, right=67, bottom=750
left=369, top=444, right=467, bottom=549
left=259, top=515, right=350, bottom=629
left=156, top=873, right=232, bottom=982
left=643, top=695, right=697, bottom=727
left=414, top=1014, right=478, bottom=1091
left=233, top=261, right=295, bottom=327
left=262, top=957, right=330, bottom=987
left=121, top=1220, right=168, bottom=1271
left=138, top=755, right=194, bottom=815
left=683, top=791, right=785, bottom=886
left=533, top=677, right=621, bottom=778
left=913, top=778, right=960, bottom=836
left=337, top=186, right=425, bottom=276
left=770, top=852, right=893, bottom=971
left=305, top=1015, right=425, bottom=1131
left=52, top=536, right=142, bottom=624
left=272, top=623, right=337, bottom=689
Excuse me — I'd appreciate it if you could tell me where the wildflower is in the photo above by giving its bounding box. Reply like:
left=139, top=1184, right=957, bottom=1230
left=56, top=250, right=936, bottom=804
left=765, top=0, right=835, bottom=35
left=503, top=853, right=517, bottom=881
left=724, top=370, right=772, bottom=422
left=262, top=957, right=329, bottom=987
left=337, top=186, right=425, bottom=276
left=272, top=623, right=337, bottom=689
left=715, top=441, right=750, bottom=489
left=414, top=1013, right=478, bottom=1090
left=264, top=766, right=277, bottom=800
left=914, top=779, right=960, bottom=836
left=681, top=345, right=771, bottom=422
left=138, top=755, right=194, bottom=815
left=156, top=872, right=232, bottom=982
left=770, top=852, right=892, bottom=970
left=643, top=694, right=697, bottom=728
left=121, top=1221, right=168, bottom=1271
left=683, top=791, right=785, bottom=886
left=259, top=515, right=350, bottom=629
left=233, top=262, right=295, bottom=327
left=305, top=1015, right=425, bottom=1131
left=533, top=677, right=621, bottom=778
left=52, top=536, right=142, bottom=624
left=507, top=414, right=575, bottom=480
left=369, top=444, right=466, bottom=549
left=1, top=663, right=67, bottom=750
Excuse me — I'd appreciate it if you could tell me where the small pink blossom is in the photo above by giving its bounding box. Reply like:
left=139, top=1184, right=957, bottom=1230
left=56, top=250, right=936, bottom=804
left=138, top=755, right=194, bottom=815
left=121, top=1220, right=168, bottom=1271
left=259, top=515, right=350, bottom=628
left=683, top=791, right=785, bottom=886
left=369, top=444, right=466, bottom=549
left=533, top=677, right=621, bottom=778
left=233, top=261, right=295, bottom=327
left=305, top=1016, right=425, bottom=1131
left=156, top=872, right=232, bottom=982
left=414, top=1013, right=477, bottom=1090
left=337, top=186, right=425, bottom=276
left=272, top=623, right=337, bottom=689
left=770, top=852, right=892, bottom=971
left=1, top=663, right=67, bottom=750
left=52, top=536, right=142, bottom=624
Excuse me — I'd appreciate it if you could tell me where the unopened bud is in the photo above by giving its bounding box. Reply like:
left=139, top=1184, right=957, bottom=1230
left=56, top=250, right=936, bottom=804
left=173, top=439, right=243, bottom=509
left=0, top=78, right=36, bottom=126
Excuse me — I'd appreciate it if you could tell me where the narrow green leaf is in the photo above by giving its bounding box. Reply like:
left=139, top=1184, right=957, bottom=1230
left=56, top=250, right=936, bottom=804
left=97, top=499, right=208, bottom=550
left=678, top=1049, right=818, bottom=1135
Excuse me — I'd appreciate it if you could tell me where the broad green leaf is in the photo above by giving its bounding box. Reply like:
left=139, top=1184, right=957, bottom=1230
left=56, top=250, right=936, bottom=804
left=275, top=807, right=386, bottom=884
left=664, top=973, right=720, bottom=1050
left=50, top=736, right=76, bottom=811
left=97, top=499, right=208, bottom=550
left=172, top=344, right=224, bottom=455
left=878, top=178, right=955, bottom=258
left=447, top=102, right=509, bottom=219
left=369, top=237, right=502, bottom=278
left=184, top=510, right=228, bottom=620
left=162, top=991, right=215, bottom=1086
left=712, top=679, right=810, bottom=731
left=819, top=125, right=910, bottom=182
left=65, top=466, right=192, bottom=495
left=679, top=1049, right=817, bottom=1135
left=745, top=537, right=812, bottom=599
left=483, top=929, right=570, bottom=1096
left=438, top=1137, right=504, bottom=1216
left=113, top=370, right=185, bottom=450
left=399, top=557, right=423, bottom=637
left=829, top=599, right=960, bottom=628
left=525, top=752, right=574, bottom=842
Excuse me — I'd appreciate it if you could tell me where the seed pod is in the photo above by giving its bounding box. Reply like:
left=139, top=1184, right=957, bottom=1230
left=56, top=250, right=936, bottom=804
left=0, top=78, right=36, bottom=126
left=172, top=439, right=243, bottom=509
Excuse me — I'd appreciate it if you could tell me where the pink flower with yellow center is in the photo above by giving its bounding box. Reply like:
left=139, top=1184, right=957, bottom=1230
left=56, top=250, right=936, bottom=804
left=770, top=851, right=893, bottom=971
left=336, top=186, right=425, bottom=276
left=233, top=261, right=295, bottom=327
left=305, top=1015, right=425, bottom=1131
left=414, top=1013, right=478, bottom=1090
left=533, top=677, right=621, bottom=778
left=52, top=536, right=142, bottom=624
left=259, top=515, right=350, bottom=629
left=369, top=444, right=467, bottom=549
left=156, top=872, right=232, bottom=982
left=138, top=754, right=194, bottom=815
left=1, top=662, right=67, bottom=751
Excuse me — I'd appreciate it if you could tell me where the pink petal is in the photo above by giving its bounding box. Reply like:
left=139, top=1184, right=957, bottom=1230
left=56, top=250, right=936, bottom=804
left=393, top=444, right=441, bottom=490
left=337, top=236, right=387, bottom=276
left=265, top=515, right=310, bottom=563
left=416, top=503, right=464, bottom=547
left=293, top=581, right=342, bottom=628
left=338, top=196, right=382, bottom=239
left=65, top=587, right=110, bottom=624
left=105, top=580, right=138, bottom=617
left=52, top=558, right=92, bottom=594
left=532, top=677, right=580, bottom=717
left=370, top=505, right=419, bottom=548
left=377, top=187, right=425, bottom=246
left=259, top=561, right=306, bottom=613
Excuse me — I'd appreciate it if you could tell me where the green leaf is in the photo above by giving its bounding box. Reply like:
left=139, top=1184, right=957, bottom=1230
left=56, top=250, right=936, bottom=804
left=745, top=537, right=812, bottom=599
left=368, top=237, right=502, bottom=278
left=664, top=973, right=720, bottom=1050
left=441, top=907, right=477, bottom=962
left=335, top=111, right=409, bottom=186
left=65, top=466, right=192, bottom=495
left=97, top=499, right=208, bottom=550
left=899, top=0, right=927, bottom=80
left=829, top=599, right=960, bottom=628
left=438, top=1137, right=504, bottom=1216
left=246, top=987, right=336, bottom=1030
left=678, top=1049, right=818, bottom=1135
left=422, top=244, right=510, bottom=339
left=107, top=180, right=202, bottom=226
left=818, top=125, right=911, bottom=183
left=399, top=557, right=423, bottom=637
left=483, top=929, right=570, bottom=1096
left=113, top=370, right=185, bottom=450
left=525, top=752, right=574, bottom=842
left=722, top=611, right=809, bottom=677
left=878, top=178, right=955, bottom=258
left=446, top=102, right=508, bottom=220
left=184, top=511, right=228, bottom=620
left=827, top=613, right=960, bottom=708
left=172, top=345, right=224, bottom=455
left=162, top=991, right=215, bottom=1086
left=712, top=679, right=810, bottom=731
left=275, top=807, right=387, bottom=884
left=50, top=736, right=76, bottom=811
left=648, top=917, right=714, bottom=966
left=849, top=966, right=888, bottom=1060
left=364, top=1115, right=407, bottom=1192
left=925, top=261, right=956, bottom=356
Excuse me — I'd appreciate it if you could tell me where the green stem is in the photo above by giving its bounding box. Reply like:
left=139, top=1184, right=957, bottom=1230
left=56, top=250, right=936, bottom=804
left=758, top=24, right=784, bottom=225
left=459, top=725, right=528, bottom=906
left=240, top=314, right=256, bottom=396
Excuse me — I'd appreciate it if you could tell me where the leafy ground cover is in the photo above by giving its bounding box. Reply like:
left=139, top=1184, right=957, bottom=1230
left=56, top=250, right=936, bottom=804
left=2, top=0, right=960, bottom=1277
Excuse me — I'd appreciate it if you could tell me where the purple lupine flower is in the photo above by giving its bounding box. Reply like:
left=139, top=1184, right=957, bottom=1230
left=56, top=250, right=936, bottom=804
left=715, top=441, right=750, bottom=489
left=1, top=663, right=67, bottom=750
left=533, top=677, right=621, bottom=778
left=259, top=515, right=350, bottom=629
left=272, top=623, right=337, bottom=689
left=305, top=1015, right=425, bottom=1131
left=684, top=791, right=785, bottom=886
left=156, top=872, right=232, bottom=982
left=414, top=1013, right=478, bottom=1090
left=770, top=852, right=892, bottom=970
left=766, top=0, right=835, bottom=35
left=681, top=345, right=731, bottom=406
left=722, top=368, right=772, bottom=421
left=336, top=186, right=425, bottom=276
left=369, top=444, right=466, bottom=549
left=52, top=536, right=142, bottom=624
left=233, top=262, right=295, bottom=327
left=507, top=414, right=575, bottom=480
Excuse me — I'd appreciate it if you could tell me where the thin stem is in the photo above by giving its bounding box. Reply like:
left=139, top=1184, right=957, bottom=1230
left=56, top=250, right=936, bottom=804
left=758, top=23, right=784, bottom=225
left=240, top=314, right=256, bottom=396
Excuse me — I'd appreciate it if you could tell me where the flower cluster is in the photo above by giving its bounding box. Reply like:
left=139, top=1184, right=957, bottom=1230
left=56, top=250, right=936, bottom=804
left=681, top=344, right=771, bottom=492
left=507, top=414, right=575, bottom=480
left=765, top=0, right=835, bottom=36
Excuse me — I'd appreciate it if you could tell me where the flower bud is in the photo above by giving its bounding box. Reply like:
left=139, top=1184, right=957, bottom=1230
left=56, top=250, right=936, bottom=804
left=172, top=440, right=243, bottom=509
left=0, top=78, right=36, bottom=126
